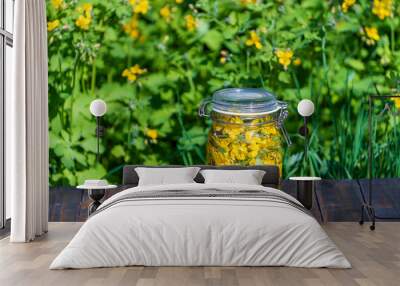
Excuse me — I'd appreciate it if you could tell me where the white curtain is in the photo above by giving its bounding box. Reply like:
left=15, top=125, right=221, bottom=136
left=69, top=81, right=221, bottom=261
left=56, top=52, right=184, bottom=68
left=7, top=0, right=49, bottom=242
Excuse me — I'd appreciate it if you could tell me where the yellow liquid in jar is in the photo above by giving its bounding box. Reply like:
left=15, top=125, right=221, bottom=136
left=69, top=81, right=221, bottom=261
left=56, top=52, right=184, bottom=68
left=207, top=113, right=283, bottom=176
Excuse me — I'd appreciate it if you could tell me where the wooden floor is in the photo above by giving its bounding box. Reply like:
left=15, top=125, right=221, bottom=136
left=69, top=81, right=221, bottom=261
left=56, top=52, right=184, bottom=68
left=0, top=223, right=399, bottom=286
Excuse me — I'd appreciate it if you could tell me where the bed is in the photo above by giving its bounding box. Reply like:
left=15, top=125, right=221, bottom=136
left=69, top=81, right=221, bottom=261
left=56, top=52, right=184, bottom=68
left=50, top=165, right=350, bottom=269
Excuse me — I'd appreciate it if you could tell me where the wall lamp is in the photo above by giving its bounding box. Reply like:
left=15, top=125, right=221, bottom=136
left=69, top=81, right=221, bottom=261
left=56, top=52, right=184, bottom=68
left=90, top=99, right=107, bottom=164
left=297, top=99, right=315, bottom=161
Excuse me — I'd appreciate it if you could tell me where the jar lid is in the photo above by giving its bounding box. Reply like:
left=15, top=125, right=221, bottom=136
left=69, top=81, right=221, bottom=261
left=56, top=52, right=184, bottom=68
left=211, top=88, right=281, bottom=115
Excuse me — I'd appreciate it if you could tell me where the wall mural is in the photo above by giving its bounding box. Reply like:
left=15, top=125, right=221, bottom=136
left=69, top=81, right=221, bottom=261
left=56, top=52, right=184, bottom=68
left=46, top=0, right=400, bottom=186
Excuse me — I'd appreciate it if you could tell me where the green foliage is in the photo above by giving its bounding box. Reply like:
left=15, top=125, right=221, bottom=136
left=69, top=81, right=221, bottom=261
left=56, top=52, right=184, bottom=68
left=47, top=0, right=400, bottom=185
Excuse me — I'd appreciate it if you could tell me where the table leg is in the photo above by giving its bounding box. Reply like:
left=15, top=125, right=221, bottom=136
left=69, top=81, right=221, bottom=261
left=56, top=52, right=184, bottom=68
left=313, top=183, right=324, bottom=222
left=88, top=189, right=105, bottom=216
left=297, top=181, right=313, bottom=210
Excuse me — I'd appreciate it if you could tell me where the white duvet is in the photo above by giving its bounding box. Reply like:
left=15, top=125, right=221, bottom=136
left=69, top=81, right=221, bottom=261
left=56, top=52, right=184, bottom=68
left=50, top=183, right=351, bottom=269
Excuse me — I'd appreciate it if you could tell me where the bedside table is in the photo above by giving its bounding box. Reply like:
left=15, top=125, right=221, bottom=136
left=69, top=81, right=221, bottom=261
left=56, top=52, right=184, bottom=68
left=289, top=177, right=321, bottom=210
left=77, top=184, right=117, bottom=216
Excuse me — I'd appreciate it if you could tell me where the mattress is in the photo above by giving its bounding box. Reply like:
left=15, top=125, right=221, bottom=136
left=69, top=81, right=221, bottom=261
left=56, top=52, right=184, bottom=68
left=50, top=183, right=351, bottom=269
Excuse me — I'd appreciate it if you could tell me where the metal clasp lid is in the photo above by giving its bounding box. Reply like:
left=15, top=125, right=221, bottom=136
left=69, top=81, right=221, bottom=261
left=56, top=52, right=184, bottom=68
left=277, top=101, right=292, bottom=145
left=198, top=98, right=212, bottom=117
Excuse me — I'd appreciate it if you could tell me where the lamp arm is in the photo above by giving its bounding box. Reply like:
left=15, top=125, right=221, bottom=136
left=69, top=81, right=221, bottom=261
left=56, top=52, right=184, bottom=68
left=96, top=116, right=100, bottom=164
left=304, top=116, right=308, bottom=169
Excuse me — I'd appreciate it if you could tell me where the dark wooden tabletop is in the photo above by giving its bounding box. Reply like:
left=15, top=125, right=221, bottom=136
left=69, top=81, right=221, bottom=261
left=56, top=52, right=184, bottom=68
left=48, top=179, right=400, bottom=223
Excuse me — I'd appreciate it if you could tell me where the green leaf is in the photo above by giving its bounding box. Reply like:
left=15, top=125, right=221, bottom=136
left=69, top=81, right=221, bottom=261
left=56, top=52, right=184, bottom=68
left=224, top=41, right=240, bottom=53
left=80, top=137, right=99, bottom=153
left=237, top=11, right=250, bottom=26
left=104, top=27, right=117, bottom=42
left=222, top=27, right=238, bottom=40
left=278, top=71, right=291, bottom=83
left=60, top=130, right=70, bottom=142
left=150, top=106, right=177, bottom=126
left=142, top=73, right=168, bottom=93
left=344, top=58, right=365, bottom=71
left=134, top=137, right=146, bottom=151
left=62, top=169, right=77, bottom=186
left=61, top=153, right=75, bottom=169
left=166, top=70, right=183, bottom=82
left=202, top=30, right=223, bottom=51
left=75, top=165, right=107, bottom=183
left=111, top=145, right=125, bottom=158
left=160, top=90, right=174, bottom=101
left=50, top=115, right=63, bottom=134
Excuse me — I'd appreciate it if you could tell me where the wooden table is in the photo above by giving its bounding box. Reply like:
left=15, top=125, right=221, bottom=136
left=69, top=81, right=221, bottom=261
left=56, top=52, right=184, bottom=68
left=76, top=184, right=117, bottom=215
left=289, top=176, right=321, bottom=210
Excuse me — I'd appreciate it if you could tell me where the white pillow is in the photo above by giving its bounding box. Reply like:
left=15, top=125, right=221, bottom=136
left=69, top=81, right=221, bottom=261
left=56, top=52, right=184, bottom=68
left=200, top=169, right=266, bottom=185
left=135, top=167, right=201, bottom=186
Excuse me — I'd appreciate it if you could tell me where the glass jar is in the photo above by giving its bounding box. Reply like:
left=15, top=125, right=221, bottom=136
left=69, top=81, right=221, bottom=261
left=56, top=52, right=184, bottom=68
left=199, top=88, right=291, bottom=176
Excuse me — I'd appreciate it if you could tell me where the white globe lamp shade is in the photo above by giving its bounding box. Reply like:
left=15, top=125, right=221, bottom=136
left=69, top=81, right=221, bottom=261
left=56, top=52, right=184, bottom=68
left=90, top=99, right=107, bottom=117
left=297, top=99, right=315, bottom=117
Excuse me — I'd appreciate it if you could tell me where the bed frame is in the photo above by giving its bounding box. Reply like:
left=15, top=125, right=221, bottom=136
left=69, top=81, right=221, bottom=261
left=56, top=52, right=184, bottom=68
left=121, top=165, right=280, bottom=189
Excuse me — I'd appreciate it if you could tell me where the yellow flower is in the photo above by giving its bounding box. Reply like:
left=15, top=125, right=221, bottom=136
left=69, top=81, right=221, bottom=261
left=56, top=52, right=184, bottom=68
left=76, top=3, right=93, bottom=16
left=75, top=3, right=93, bottom=30
left=393, top=97, right=400, bottom=109
left=248, top=150, right=259, bottom=158
left=160, top=6, right=171, bottom=22
left=185, top=15, right=197, bottom=31
left=275, top=49, right=294, bottom=70
left=75, top=15, right=91, bottom=30
left=51, top=0, right=64, bottom=10
left=131, top=65, right=146, bottom=74
left=241, top=0, right=257, bottom=4
left=245, top=31, right=262, bottom=49
left=47, top=19, right=60, bottom=32
left=175, top=0, right=183, bottom=3
left=207, top=113, right=283, bottom=173
left=245, top=131, right=253, bottom=142
left=230, top=143, right=247, bottom=161
left=372, top=0, right=392, bottom=20
left=225, top=126, right=242, bottom=138
left=365, top=27, right=380, bottom=41
left=293, top=58, right=302, bottom=66
left=146, top=129, right=158, bottom=141
left=122, top=64, right=147, bottom=82
left=129, top=0, right=149, bottom=15
left=218, top=139, right=230, bottom=150
left=123, top=17, right=140, bottom=39
left=341, top=0, right=356, bottom=13
left=361, top=27, right=380, bottom=45
left=82, top=3, right=93, bottom=14
left=220, top=50, right=228, bottom=64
